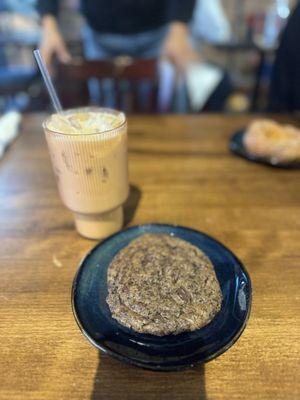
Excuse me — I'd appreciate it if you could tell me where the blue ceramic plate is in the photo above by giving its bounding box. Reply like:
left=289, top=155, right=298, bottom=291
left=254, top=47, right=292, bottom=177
left=72, top=224, right=251, bottom=371
left=230, top=130, right=300, bottom=169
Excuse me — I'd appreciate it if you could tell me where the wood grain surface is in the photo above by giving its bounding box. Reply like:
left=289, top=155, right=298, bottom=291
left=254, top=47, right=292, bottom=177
left=0, top=113, right=299, bottom=400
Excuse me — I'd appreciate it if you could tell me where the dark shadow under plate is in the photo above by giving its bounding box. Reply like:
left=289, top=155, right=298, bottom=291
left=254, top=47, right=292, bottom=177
left=72, top=224, right=252, bottom=371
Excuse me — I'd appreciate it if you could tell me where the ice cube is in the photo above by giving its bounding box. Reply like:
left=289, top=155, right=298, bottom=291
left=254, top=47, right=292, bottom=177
left=47, top=111, right=124, bottom=135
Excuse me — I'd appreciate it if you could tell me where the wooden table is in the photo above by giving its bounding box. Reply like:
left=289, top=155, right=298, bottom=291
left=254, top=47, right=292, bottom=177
left=1, top=113, right=299, bottom=400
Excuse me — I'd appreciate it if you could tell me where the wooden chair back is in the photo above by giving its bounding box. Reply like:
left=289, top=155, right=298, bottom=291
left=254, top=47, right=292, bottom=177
left=55, top=57, right=158, bottom=113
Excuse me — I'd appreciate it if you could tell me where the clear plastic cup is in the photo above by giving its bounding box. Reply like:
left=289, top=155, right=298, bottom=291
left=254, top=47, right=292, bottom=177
left=43, top=107, right=129, bottom=239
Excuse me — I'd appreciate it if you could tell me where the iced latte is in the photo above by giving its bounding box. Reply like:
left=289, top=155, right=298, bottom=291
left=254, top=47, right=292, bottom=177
left=43, top=107, right=129, bottom=239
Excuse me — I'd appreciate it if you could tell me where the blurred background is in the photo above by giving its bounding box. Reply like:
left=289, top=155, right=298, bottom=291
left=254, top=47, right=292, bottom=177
left=0, top=0, right=297, bottom=114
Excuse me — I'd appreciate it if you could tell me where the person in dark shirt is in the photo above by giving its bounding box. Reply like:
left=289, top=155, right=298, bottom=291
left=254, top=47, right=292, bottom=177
left=37, top=0, right=198, bottom=73
left=268, top=2, right=300, bottom=112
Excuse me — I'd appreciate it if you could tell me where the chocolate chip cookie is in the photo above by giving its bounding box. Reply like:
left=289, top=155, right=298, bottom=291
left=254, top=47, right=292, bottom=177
left=106, top=233, right=222, bottom=336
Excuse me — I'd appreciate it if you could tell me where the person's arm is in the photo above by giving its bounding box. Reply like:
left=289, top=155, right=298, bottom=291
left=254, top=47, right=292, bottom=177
left=37, top=0, right=71, bottom=73
left=162, top=0, right=199, bottom=70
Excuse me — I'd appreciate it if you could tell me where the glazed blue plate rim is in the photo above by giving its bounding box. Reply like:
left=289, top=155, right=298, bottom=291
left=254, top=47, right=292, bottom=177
left=71, top=223, right=252, bottom=371
left=229, top=129, right=300, bottom=169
